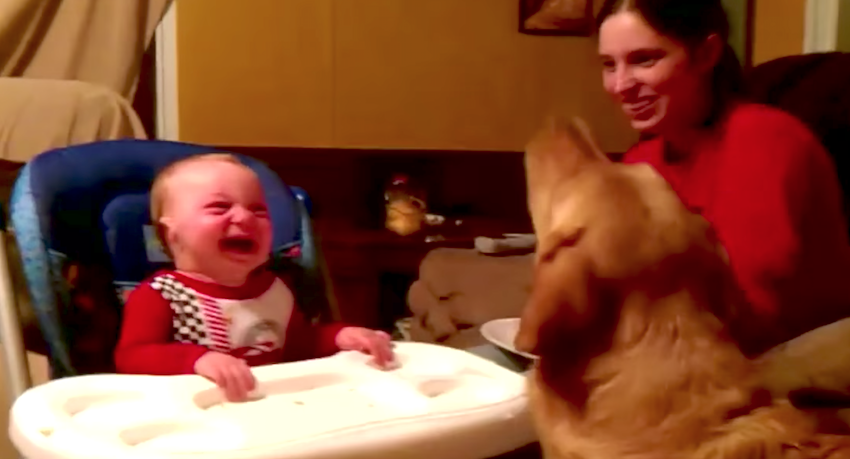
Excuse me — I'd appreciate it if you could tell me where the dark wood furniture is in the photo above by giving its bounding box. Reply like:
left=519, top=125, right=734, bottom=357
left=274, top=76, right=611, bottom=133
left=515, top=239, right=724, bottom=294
left=317, top=217, right=527, bottom=329
left=227, top=147, right=534, bottom=329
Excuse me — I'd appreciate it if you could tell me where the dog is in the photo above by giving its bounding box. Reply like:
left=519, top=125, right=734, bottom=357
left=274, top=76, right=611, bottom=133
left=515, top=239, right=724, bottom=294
left=514, top=118, right=850, bottom=459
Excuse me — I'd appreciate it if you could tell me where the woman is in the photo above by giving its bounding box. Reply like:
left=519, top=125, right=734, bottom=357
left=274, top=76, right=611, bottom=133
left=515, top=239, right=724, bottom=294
left=596, top=0, right=850, bottom=358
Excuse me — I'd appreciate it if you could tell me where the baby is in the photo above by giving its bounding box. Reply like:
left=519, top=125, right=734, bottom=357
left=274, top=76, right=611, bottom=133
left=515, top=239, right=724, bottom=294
left=114, top=154, right=395, bottom=402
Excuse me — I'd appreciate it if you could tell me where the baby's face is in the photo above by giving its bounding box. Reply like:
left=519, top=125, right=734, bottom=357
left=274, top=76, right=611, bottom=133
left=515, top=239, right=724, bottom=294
left=163, top=160, right=272, bottom=283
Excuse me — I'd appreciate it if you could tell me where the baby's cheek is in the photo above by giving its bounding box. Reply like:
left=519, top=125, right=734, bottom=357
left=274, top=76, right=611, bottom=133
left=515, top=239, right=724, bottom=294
left=258, top=224, right=274, bottom=251
left=189, top=226, right=225, bottom=254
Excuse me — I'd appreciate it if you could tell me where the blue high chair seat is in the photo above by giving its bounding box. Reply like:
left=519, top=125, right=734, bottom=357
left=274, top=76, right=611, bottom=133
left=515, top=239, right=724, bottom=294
left=6, top=139, right=332, bottom=381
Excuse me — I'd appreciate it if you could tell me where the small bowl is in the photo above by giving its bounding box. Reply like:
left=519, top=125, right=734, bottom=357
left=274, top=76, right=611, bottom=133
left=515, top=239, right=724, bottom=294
left=480, top=318, right=539, bottom=361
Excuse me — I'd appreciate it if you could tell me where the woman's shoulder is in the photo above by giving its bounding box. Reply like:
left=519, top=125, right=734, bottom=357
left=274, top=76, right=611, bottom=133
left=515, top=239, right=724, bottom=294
left=723, top=103, right=818, bottom=145
left=621, top=103, right=824, bottom=165
left=720, top=103, right=830, bottom=169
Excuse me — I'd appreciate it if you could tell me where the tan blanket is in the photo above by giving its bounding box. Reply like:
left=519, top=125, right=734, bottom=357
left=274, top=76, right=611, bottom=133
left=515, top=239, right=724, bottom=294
left=0, top=78, right=146, bottom=163
left=407, top=248, right=533, bottom=348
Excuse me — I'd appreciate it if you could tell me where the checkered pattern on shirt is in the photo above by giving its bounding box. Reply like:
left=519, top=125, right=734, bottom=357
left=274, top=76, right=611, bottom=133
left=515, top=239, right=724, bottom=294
left=150, top=274, right=210, bottom=346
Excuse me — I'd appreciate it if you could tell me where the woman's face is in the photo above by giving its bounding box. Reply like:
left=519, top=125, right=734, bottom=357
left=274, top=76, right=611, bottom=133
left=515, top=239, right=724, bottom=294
left=598, top=11, right=708, bottom=135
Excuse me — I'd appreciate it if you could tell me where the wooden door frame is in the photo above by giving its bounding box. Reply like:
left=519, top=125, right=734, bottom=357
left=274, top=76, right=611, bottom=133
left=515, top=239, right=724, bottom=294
left=155, top=2, right=180, bottom=141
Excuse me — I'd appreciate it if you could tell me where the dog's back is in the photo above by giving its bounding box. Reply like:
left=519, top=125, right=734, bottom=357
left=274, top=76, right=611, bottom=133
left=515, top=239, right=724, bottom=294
left=517, top=119, right=850, bottom=459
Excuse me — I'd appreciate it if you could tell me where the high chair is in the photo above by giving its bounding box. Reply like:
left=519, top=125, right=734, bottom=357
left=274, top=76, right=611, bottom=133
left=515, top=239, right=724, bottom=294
left=0, top=139, right=338, bottom=397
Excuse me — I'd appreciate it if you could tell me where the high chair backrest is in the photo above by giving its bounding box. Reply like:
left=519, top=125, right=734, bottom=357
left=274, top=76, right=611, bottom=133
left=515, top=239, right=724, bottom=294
left=9, top=139, right=322, bottom=378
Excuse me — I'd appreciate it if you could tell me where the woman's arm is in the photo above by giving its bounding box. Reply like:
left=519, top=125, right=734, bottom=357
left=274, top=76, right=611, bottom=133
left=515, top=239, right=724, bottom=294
left=715, top=108, right=850, bottom=352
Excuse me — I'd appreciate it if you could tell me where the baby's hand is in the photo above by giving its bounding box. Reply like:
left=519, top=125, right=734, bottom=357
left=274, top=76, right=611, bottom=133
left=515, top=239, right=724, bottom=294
left=194, top=352, right=257, bottom=402
left=335, top=327, right=395, bottom=368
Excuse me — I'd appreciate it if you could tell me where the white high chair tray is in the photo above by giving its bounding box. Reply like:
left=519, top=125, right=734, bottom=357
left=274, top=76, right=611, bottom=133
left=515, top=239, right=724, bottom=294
left=10, top=342, right=534, bottom=459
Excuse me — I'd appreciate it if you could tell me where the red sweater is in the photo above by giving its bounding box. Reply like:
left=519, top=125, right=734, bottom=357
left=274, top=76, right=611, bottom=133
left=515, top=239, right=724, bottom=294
left=114, top=270, right=346, bottom=375
left=623, top=103, right=850, bottom=354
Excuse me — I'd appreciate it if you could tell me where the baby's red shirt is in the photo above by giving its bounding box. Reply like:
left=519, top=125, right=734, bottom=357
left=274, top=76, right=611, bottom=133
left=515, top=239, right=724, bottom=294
left=623, top=103, right=850, bottom=353
left=114, top=270, right=346, bottom=375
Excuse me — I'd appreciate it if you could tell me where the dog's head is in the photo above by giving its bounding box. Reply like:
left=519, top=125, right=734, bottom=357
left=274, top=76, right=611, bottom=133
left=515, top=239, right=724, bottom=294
left=515, top=118, right=730, bottom=359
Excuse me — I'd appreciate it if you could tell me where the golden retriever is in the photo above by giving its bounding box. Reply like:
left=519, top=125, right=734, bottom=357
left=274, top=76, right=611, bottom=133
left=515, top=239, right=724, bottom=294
left=514, top=118, right=850, bottom=459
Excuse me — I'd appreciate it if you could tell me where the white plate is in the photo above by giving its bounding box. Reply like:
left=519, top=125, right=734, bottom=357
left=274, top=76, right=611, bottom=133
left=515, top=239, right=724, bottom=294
left=480, top=318, right=538, bottom=360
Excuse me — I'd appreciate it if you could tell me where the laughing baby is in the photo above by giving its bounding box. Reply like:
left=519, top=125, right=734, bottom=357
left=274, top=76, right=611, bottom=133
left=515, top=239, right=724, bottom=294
left=115, top=154, right=394, bottom=401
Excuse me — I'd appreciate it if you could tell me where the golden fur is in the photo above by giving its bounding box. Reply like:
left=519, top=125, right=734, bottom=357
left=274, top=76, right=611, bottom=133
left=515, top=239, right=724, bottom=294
left=515, top=118, right=850, bottom=459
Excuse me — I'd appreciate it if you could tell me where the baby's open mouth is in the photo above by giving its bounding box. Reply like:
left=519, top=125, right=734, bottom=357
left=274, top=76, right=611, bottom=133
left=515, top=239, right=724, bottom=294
left=219, top=236, right=257, bottom=254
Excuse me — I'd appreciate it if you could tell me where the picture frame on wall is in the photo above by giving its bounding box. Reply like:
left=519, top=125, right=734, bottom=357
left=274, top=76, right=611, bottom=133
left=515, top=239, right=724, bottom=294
left=519, top=0, right=594, bottom=36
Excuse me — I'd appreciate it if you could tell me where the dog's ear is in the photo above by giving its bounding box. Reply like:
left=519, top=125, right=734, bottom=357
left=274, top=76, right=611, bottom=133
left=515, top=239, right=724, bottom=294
left=568, top=117, right=609, bottom=163
left=525, top=117, right=607, bottom=238
left=514, top=229, right=595, bottom=356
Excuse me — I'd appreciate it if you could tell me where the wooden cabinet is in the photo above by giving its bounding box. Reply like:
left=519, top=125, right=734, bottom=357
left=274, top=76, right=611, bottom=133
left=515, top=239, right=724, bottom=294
left=236, top=147, right=536, bottom=331
left=318, top=221, right=525, bottom=331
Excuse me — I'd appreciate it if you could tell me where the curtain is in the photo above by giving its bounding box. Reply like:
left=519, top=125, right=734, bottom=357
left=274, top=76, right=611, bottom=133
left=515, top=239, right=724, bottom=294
left=0, top=0, right=173, bottom=99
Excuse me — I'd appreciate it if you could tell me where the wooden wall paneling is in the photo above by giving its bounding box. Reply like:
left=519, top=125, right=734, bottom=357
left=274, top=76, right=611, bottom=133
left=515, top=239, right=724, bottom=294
left=332, top=0, right=591, bottom=152
left=176, top=0, right=334, bottom=147
left=753, top=0, right=805, bottom=64
left=173, top=0, right=638, bottom=152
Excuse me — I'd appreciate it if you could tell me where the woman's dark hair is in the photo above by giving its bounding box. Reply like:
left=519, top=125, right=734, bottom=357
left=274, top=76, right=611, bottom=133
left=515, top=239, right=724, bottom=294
left=597, top=0, right=744, bottom=121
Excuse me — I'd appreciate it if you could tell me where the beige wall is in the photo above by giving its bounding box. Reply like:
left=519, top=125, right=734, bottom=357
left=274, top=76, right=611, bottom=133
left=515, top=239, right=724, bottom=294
left=174, top=0, right=635, bottom=153
left=752, top=0, right=806, bottom=65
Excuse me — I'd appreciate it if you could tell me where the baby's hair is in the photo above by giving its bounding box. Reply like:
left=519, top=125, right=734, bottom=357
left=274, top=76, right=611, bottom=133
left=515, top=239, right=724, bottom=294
left=149, top=153, right=245, bottom=257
